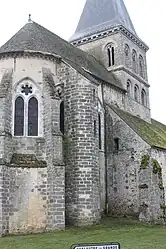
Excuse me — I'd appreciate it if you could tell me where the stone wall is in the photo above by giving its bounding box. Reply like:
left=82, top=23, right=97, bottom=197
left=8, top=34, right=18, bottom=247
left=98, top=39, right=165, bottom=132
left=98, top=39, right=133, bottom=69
left=0, top=54, right=65, bottom=236
left=138, top=154, right=164, bottom=224
left=105, top=105, right=165, bottom=223
left=64, top=67, right=101, bottom=225
left=77, top=31, right=150, bottom=122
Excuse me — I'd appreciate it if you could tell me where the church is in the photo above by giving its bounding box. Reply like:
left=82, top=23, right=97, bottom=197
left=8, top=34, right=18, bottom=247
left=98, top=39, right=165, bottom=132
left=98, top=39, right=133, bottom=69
left=0, top=0, right=166, bottom=236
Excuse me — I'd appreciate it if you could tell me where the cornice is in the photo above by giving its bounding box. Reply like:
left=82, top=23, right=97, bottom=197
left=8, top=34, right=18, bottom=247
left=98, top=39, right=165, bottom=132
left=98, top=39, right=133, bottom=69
left=71, top=25, right=149, bottom=52
left=108, top=65, right=150, bottom=87
left=0, top=50, right=61, bottom=63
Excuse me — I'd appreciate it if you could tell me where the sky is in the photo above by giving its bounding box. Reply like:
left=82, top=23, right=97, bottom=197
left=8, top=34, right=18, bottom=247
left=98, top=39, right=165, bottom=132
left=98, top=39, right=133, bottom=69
left=0, top=0, right=165, bottom=124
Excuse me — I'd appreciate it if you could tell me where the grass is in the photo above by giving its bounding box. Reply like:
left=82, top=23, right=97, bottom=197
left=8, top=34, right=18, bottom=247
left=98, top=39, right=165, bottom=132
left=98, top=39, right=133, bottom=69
left=1, top=217, right=166, bottom=249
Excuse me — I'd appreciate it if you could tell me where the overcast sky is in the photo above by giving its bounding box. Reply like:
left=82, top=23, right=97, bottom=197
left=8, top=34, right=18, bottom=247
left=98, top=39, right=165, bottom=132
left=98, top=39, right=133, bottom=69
left=0, top=0, right=165, bottom=124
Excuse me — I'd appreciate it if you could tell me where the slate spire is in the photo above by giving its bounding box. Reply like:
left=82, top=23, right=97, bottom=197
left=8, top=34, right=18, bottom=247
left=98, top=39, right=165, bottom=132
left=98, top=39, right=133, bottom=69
left=70, top=0, right=137, bottom=42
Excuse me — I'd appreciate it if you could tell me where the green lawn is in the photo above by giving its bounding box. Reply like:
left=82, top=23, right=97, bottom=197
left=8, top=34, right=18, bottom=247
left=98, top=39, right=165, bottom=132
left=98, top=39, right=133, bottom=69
left=0, top=217, right=166, bottom=249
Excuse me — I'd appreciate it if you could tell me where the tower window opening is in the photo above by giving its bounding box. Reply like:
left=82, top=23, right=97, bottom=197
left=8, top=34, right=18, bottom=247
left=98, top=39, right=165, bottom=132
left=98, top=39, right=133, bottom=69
left=127, top=80, right=131, bottom=95
left=132, top=50, right=137, bottom=73
left=134, top=84, right=139, bottom=102
left=139, top=55, right=144, bottom=78
left=125, top=44, right=130, bottom=57
left=107, top=45, right=115, bottom=67
left=111, top=47, right=115, bottom=66
left=141, top=89, right=147, bottom=106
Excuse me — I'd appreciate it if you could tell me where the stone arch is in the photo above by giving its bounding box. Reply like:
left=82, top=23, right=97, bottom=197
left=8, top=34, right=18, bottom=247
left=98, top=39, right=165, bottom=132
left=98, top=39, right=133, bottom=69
left=12, top=78, right=43, bottom=136
left=13, top=76, right=42, bottom=93
left=14, top=96, right=24, bottom=136
left=132, top=49, right=137, bottom=73
left=134, top=84, right=139, bottom=102
left=106, top=43, right=115, bottom=67
left=28, top=97, right=38, bottom=136
left=141, top=89, right=147, bottom=106
left=124, top=44, right=130, bottom=68
left=127, top=79, right=132, bottom=95
left=139, top=55, right=145, bottom=78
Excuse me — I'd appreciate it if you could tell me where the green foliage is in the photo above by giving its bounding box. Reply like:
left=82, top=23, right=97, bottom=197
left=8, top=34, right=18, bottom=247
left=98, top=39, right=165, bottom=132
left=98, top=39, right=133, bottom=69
left=63, top=135, right=72, bottom=151
left=139, top=184, right=148, bottom=189
left=160, top=205, right=166, bottom=209
left=159, top=184, right=164, bottom=190
left=152, top=159, right=161, bottom=174
left=140, top=154, right=150, bottom=169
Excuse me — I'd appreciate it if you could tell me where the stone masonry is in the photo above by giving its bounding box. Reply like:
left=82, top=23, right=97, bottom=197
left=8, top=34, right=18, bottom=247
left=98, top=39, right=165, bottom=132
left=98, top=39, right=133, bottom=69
left=1, top=0, right=166, bottom=236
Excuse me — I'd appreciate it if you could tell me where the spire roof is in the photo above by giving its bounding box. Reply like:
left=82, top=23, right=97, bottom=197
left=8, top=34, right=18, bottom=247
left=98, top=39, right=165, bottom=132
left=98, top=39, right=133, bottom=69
left=70, top=0, right=137, bottom=42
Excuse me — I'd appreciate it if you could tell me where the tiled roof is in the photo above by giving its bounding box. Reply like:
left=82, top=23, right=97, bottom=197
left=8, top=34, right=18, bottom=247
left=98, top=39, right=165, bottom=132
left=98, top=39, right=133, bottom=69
left=109, top=104, right=166, bottom=150
left=0, top=21, right=124, bottom=91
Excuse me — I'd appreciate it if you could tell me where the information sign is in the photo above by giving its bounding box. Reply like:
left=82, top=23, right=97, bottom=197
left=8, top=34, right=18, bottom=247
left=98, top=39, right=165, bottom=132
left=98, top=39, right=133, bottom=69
left=71, top=242, right=120, bottom=249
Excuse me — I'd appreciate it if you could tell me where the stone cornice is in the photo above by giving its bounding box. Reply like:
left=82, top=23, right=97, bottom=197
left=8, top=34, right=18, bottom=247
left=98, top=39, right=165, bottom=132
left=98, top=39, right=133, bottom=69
left=108, top=65, right=150, bottom=87
left=71, top=25, right=149, bottom=52
left=0, top=50, right=61, bottom=63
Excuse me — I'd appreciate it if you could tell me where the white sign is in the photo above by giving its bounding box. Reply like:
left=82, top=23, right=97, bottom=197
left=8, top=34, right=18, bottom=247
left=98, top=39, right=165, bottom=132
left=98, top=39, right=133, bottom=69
left=72, top=243, right=120, bottom=249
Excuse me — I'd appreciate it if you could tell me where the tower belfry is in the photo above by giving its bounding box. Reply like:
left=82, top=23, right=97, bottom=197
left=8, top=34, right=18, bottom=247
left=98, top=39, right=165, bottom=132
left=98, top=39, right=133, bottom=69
left=70, top=0, right=150, bottom=122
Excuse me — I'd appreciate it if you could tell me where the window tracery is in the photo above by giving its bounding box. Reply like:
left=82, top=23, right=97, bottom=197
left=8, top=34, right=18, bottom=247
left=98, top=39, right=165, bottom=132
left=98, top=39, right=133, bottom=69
left=13, top=79, right=42, bottom=137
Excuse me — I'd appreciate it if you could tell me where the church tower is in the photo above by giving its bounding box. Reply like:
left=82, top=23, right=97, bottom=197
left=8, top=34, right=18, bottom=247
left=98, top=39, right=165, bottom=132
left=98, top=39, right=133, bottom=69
left=70, top=0, right=150, bottom=122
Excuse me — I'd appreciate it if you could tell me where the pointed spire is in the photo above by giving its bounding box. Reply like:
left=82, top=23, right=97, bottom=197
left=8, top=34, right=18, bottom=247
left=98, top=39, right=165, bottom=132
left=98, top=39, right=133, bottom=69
left=70, top=0, right=137, bottom=42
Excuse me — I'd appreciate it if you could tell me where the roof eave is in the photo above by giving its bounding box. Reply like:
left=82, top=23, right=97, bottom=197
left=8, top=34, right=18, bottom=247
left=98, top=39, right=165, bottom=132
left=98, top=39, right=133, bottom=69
left=0, top=50, right=62, bottom=60
left=70, top=25, right=149, bottom=52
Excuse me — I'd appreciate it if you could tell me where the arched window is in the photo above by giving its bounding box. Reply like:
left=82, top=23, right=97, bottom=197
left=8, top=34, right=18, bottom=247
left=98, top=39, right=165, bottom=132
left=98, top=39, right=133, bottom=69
left=107, top=45, right=115, bottom=67
left=28, top=97, right=38, bottom=136
left=60, top=101, right=64, bottom=134
left=125, top=44, right=130, bottom=68
left=139, top=55, right=144, bottom=78
left=14, top=96, right=24, bottom=136
left=127, top=80, right=131, bottom=95
left=13, top=79, right=41, bottom=137
left=98, top=114, right=102, bottom=150
left=132, top=50, right=137, bottom=73
left=141, top=89, right=147, bottom=106
left=125, top=44, right=130, bottom=57
left=134, top=85, right=139, bottom=102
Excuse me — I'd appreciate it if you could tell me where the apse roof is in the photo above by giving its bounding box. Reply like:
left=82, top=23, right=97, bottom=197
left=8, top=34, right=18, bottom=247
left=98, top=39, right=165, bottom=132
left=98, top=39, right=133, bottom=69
left=0, top=21, right=124, bottom=91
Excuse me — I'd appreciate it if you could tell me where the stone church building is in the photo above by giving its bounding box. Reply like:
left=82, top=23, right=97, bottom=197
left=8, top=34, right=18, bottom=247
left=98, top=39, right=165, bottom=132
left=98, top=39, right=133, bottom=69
left=0, top=0, right=166, bottom=236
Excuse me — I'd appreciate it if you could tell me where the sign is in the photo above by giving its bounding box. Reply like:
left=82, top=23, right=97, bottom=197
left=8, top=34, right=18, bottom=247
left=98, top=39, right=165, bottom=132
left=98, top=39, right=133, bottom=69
left=71, top=243, right=120, bottom=249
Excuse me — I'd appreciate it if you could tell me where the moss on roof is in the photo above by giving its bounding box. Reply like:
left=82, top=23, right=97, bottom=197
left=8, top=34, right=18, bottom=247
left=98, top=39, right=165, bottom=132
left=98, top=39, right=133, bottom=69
left=10, top=153, right=47, bottom=168
left=109, top=105, right=166, bottom=150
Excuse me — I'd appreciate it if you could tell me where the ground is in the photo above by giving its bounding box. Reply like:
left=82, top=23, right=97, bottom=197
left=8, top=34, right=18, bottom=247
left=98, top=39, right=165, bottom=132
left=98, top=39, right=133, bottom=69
left=0, top=217, right=166, bottom=249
